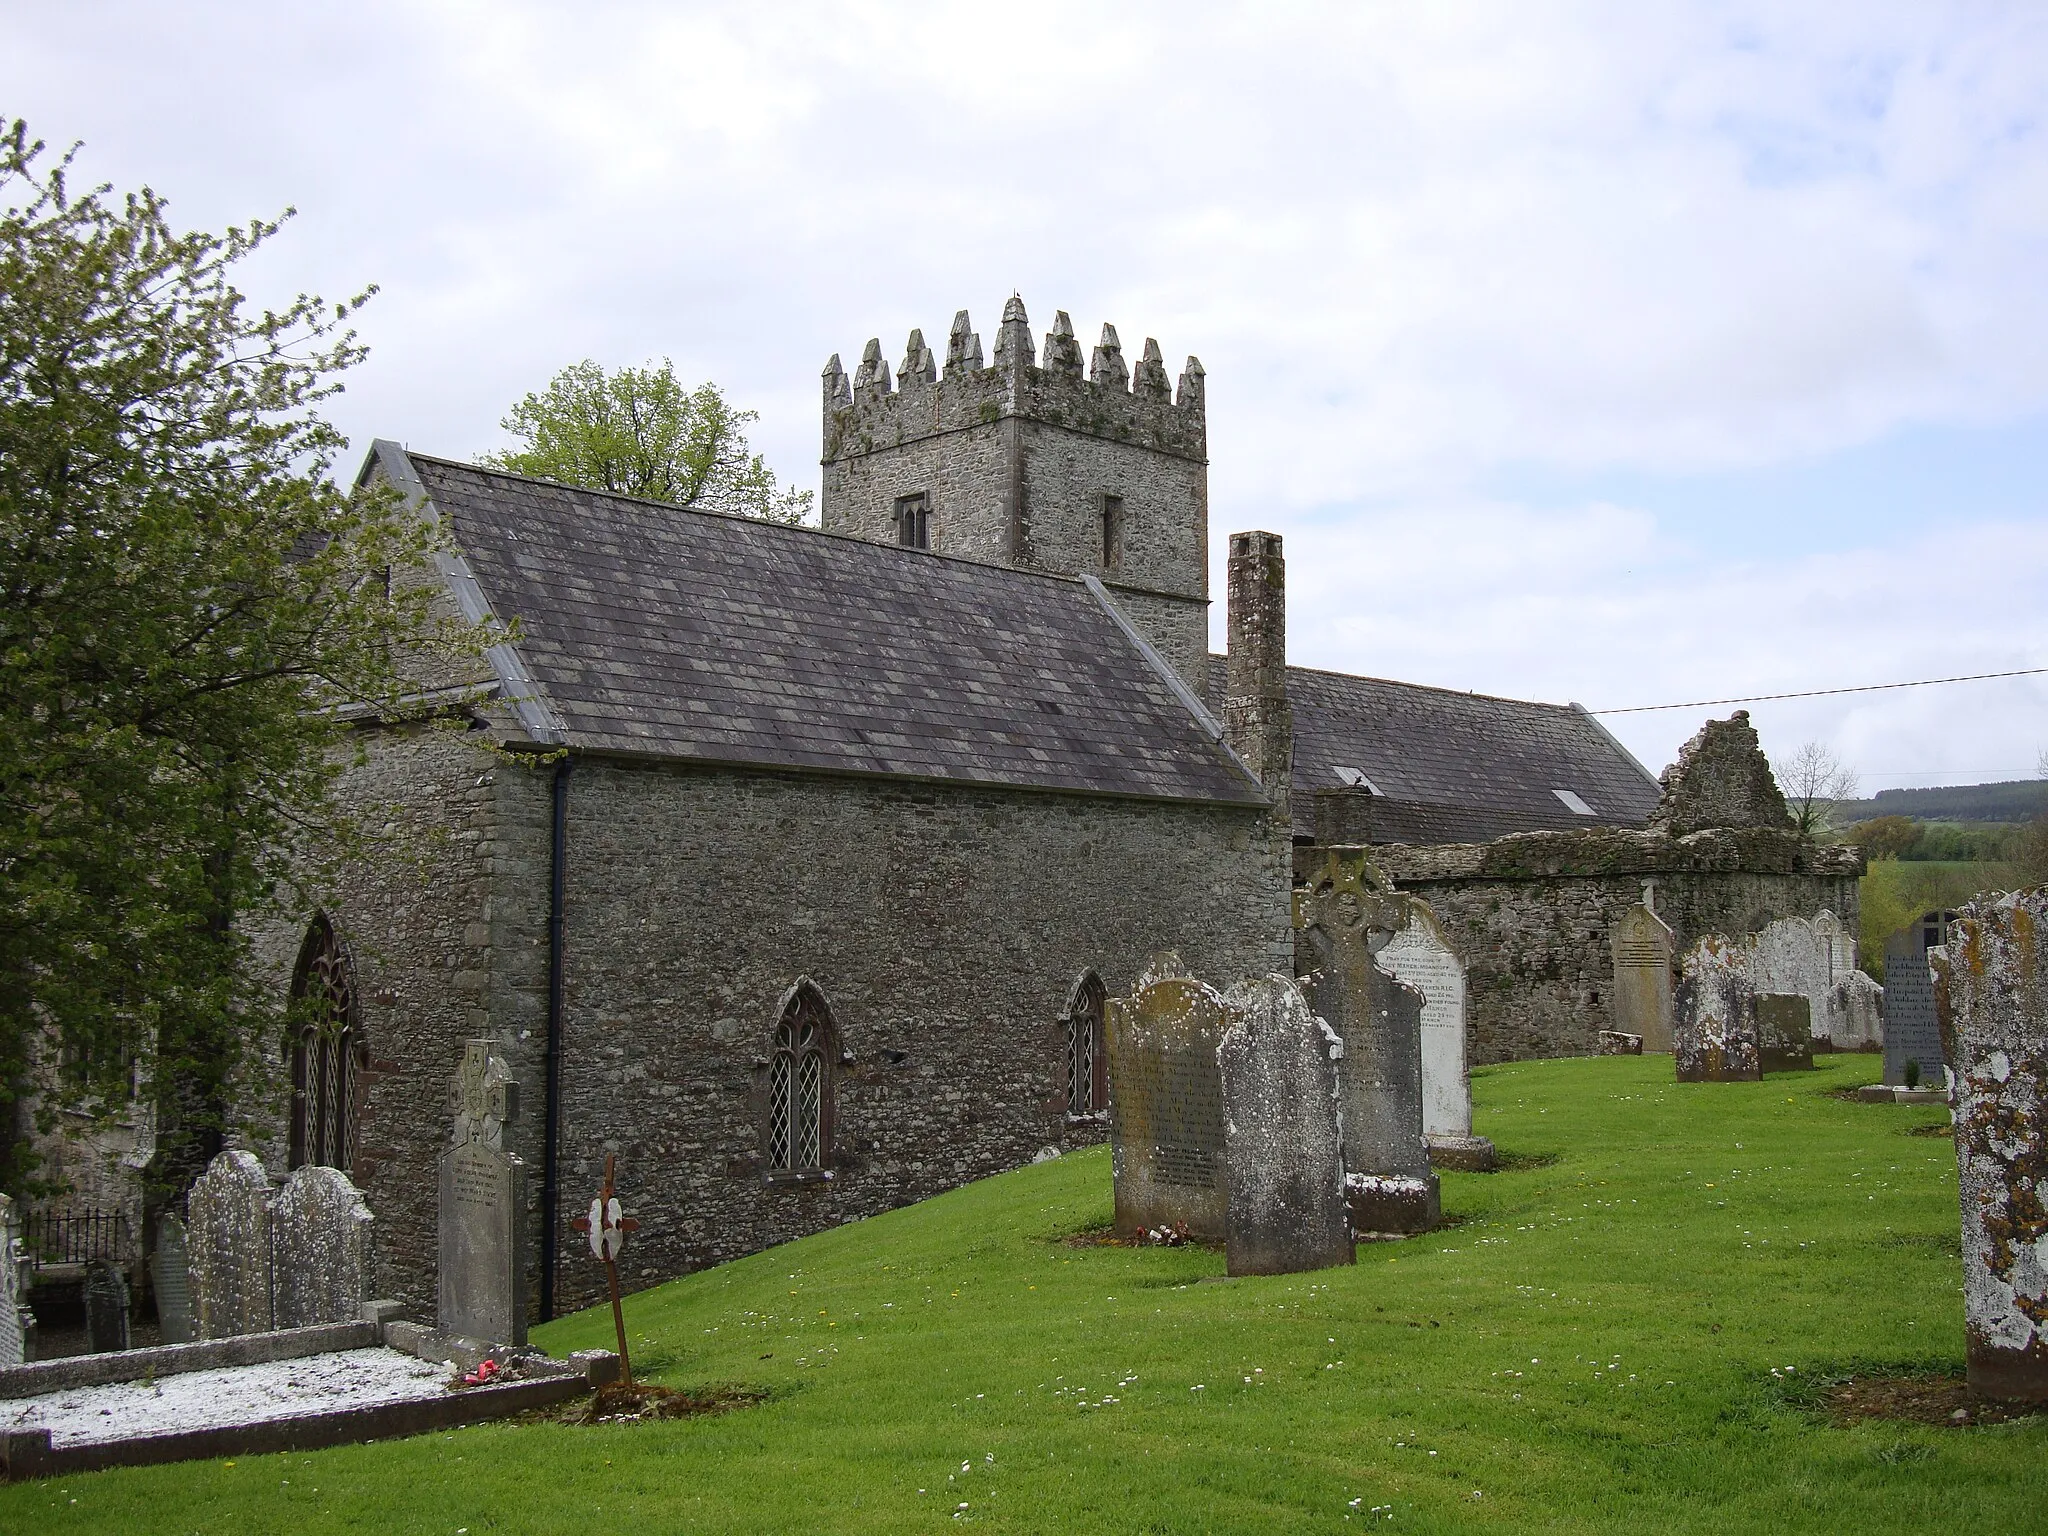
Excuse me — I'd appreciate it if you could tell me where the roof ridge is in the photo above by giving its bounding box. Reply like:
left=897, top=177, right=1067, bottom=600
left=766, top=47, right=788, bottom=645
left=1270, top=657, right=1588, bottom=714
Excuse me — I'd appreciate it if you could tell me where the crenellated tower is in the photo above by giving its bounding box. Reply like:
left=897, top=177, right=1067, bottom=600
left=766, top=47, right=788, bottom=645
left=821, top=297, right=1210, bottom=690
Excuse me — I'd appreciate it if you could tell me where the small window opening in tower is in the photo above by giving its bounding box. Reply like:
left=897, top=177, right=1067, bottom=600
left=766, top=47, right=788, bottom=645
left=1100, top=494, right=1124, bottom=570
left=894, top=492, right=931, bottom=550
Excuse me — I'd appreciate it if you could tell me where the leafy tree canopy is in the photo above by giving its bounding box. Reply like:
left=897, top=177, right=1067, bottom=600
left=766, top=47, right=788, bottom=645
left=0, top=119, right=487, bottom=1197
left=483, top=358, right=813, bottom=524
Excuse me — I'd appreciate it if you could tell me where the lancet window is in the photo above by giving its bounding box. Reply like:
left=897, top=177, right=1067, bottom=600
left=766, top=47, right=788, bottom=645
left=287, top=914, right=366, bottom=1173
left=768, top=983, right=836, bottom=1173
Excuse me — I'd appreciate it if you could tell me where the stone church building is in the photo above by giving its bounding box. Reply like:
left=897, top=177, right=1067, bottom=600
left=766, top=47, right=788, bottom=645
left=231, top=297, right=1850, bottom=1323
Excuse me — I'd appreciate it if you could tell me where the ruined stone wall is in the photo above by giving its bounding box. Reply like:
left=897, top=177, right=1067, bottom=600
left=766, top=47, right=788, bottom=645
left=1358, top=828, right=1864, bottom=1064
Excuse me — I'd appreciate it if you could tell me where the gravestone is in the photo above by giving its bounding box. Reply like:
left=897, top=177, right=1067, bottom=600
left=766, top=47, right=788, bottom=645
left=1756, top=994, right=1814, bottom=1072
left=0, top=1193, right=24, bottom=1366
left=1610, top=904, right=1676, bottom=1052
left=272, top=1165, right=374, bottom=1329
left=1106, top=953, right=1229, bottom=1241
left=151, top=1212, right=195, bottom=1346
left=1294, top=849, right=1439, bottom=1235
left=1830, top=971, right=1885, bottom=1052
left=438, top=1038, right=528, bottom=1344
left=1883, top=911, right=1954, bottom=1087
left=1598, top=1031, right=1644, bottom=1055
left=1217, top=976, right=1352, bottom=1277
left=186, top=1149, right=274, bottom=1338
left=84, top=1258, right=131, bottom=1354
left=1751, top=917, right=1832, bottom=1046
left=1674, top=936, right=1761, bottom=1082
left=1815, top=909, right=1854, bottom=982
left=1946, top=889, right=2048, bottom=1401
left=1380, top=902, right=1495, bottom=1171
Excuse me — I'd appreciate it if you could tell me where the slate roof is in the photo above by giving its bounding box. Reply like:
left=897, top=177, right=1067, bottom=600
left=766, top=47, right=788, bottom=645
left=397, top=452, right=1266, bottom=807
left=1204, top=659, right=1662, bottom=843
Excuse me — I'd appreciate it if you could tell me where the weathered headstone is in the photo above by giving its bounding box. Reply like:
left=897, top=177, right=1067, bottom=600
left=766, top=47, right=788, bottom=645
left=1380, top=902, right=1495, bottom=1171
left=1751, top=917, right=1832, bottom=1044
left=1947, top=888, right=2048, bottom=1401
left=1598, top=1031, right=1644, bottom=1055
left=1217, top=975, right=1353, bottom=1277
left=84, top=1258, right=131, bottom=1354
left=1674, top=936, right=1761, bottom=1082
left=1106, top=953, right=1229, bottom=1241
left=1829, top=971, right=1885, bottom=1052
left=1295, top=849, right=1439, bottom=1235
left=272, top=1165, right=373, bottom=1330
left=186, top=1149, right=274, bottom=1339
left=438, top=1038, right=528, bottom=1344
left=1756, top=993, right=1814, bottom=1072
left=151, top=1212, right=195, bottom=1346
left=1883, top=911, right=1954, bottom=1087
left=1610, top=904, right=1676, bottom=1052
left=1815, top=909, right=1854, bottom=982
left=0, top=1193, right=25, bottom=1366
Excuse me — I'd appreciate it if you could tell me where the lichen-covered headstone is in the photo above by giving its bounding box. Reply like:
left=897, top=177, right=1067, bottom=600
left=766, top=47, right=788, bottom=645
left=0, top=1193, right=25, bottom=1366
left=1756, top=994, right=1814, bottom=1072
left=1106, top=953, right=1229, bottom=1241
left=439, top=1038, right=528, bottom=1344
left=1883, top=912, right=1953, bottom=1087
left=186, top=1150, right=274, bottom=1338
left=1947, top=888, right=2048, bottom=1401
left=1217, top=975, right=1352, bottom=1277
left=1610, top=903, right=1675, bottom=1052
left=151, top=1212, right=195, bottom=1346
left=272, top=1165, right=373, bottom=1329
left=1295, top=849, right=1439, bottom=1235
left=1674, top=937, right=1761, bottom=1082
left=84, top=1258, right=131, bottom=1354
left=1751, top=917, right=1831, bottom=1045
left=1380, top=902, right=1494, bottom=1171
left=1829, top=971, right=1885, bottom=1052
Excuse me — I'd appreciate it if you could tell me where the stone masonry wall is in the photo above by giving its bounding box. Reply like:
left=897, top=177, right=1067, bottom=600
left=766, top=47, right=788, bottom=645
left=1359, top=828, right=1863, bottom=1064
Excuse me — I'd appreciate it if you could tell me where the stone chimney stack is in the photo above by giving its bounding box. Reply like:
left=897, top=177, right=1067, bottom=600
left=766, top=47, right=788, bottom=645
left=1225, top=530, right=1292, bottom=826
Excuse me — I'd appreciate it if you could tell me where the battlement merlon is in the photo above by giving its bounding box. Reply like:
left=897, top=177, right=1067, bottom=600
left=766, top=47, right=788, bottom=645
left=821, top=300, right=1207, bottom=466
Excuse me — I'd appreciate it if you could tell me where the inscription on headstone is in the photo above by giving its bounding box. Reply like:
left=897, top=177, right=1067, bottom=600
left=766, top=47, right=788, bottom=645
left=438, top=1039, right=527, bottom=1344
left=1611, top=904, right=1675, bottom=1052
left=1948, top=889, right=2048, bottom=1401
left=1756, top=993, right=1814, bottom=1072
left=1218, top=976, right=1352, bottom=1278
left=1294, top=849, right=1439, bottom=1235
left=1674, top=936, right=1761, bottom=1083
left=186, top=1149, right=274, bottom=1339
left=84, top=1258, right=131, bottom=1354
left=1106, top=954, right=1229, bottom=1240
left=272, top=1165, right=373, bottom=1330
left=0, top=1193, right=25, bottom=1366
left=151, top=1212, right=194, bottom=1346
left=1883, top=911, right=1953, bottom=1087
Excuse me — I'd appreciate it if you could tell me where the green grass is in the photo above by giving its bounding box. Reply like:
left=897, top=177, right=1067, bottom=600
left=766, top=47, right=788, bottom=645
left=8, top=1053, right=2041, bottom=1533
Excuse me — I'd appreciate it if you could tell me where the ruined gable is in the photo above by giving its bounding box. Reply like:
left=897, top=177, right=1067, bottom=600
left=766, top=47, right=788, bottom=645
left=1647, top=710, right=1795, bottom=838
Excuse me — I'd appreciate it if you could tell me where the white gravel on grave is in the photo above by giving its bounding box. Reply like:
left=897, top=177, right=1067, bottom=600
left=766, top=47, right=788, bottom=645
left=2, top=1347, right=454, bottom=1447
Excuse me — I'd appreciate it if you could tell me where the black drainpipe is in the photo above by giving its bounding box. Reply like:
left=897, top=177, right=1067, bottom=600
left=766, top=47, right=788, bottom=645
left=539, top=756, right=570, bottom=1321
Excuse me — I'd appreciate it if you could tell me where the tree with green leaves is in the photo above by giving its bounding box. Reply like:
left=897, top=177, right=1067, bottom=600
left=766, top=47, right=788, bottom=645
left=0, top=120, right=487, bottom=1201
left=484, top=358, right=813, bottom=523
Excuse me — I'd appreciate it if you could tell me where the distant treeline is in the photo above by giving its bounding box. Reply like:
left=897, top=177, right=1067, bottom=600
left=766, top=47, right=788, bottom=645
left=1844, top=817, right=2025, bottom=862
left=1832, top=780, right=2048, bottom=824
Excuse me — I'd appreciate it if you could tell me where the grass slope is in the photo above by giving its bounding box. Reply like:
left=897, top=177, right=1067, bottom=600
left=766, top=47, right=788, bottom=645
left=7, top=1054, right=2041, bottom=1533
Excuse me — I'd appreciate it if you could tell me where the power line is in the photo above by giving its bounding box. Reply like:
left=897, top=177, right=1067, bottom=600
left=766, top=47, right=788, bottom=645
left=1591, top=666, right=2048, bottom=716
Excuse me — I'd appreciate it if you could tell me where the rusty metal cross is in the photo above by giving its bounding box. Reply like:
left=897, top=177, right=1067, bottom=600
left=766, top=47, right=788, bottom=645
left=570, top=1152, right=641, bottom=1382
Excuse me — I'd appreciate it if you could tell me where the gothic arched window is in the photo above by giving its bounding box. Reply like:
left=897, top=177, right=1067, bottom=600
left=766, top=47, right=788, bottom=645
left=1063, top=971, right=1109, bottom=1116
left=768, top=982, right=836, bottom=1172
left=287, top=914, right=366, bottom=1173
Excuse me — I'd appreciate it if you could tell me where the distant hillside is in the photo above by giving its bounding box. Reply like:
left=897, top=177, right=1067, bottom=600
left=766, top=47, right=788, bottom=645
left=1831, top=779, right=2048, bottom=825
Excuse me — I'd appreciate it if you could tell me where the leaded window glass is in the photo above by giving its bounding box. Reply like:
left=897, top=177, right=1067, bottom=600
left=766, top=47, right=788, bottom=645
left=288, top=914, right=365, bottom=1173
left=1064, top=972, right=1109, bottom=1116
left=769, top=984, right=834, bottom=1171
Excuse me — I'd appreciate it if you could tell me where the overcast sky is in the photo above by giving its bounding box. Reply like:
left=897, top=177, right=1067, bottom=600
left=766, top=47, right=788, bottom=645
left=11, top=2, right=2047, bottom=789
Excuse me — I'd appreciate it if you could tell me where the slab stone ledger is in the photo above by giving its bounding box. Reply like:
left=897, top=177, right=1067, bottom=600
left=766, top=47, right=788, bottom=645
left=1884, top=912, right=1954, bottom=1088
left=1295, top=849, right=1440, bottom=1236
left=151, top=1214, right=194, bottom=1347
left=1674, top=936, right=1761, bottom=1083
left=438, top=1039, right=528, bottom=1345
left=1610, top=902, right=1676, bottom=1052
left=1217, top=975, right=1353, bottom=1278
left=1378, top=900, right=1496, bottom=1172
left=1106, top=953, right=1229, bottom=1241
left=1946, top=888, right=2048, bottom=1402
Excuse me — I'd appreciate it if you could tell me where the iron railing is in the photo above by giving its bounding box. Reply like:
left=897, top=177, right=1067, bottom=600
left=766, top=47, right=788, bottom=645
left=20, top=1207, right=133, bottom=1272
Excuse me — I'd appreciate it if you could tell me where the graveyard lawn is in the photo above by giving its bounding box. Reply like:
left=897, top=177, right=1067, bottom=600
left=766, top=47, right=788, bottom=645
left=8, top=1054, right=2040, bottom=1533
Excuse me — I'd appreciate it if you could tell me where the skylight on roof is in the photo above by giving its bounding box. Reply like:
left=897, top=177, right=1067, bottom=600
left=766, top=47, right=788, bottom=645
left=1333, top=766, right=1383, bottom=795
left=1552, top=788, right=1596, bottom=816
